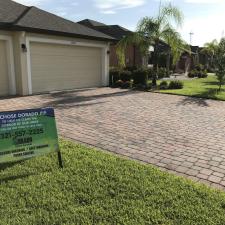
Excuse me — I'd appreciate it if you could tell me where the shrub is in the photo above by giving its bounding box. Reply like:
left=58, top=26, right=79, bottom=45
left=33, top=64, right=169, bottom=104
left=120, top=70, right=132, bottom=82
left=202, top=70, right=208, bottom=78
left=159, top=81, right=168, bottom=90
left=133, top=68, right=148, bottom=85
left=109, top=68, right=121, bottom=86
left=146, top=68, right=154, bottom=80
left=134, top=84, right=146, bottom=90
left=188, top=69, right=208, bottom=79
left=125, top=66, right=137, bottom=72
left=121, top=80, right=133, bottom=89
left=158, top=68, right=168, bottom=79
left=195, top=64, right=204, bottom=71
left=188, top=70, right=196, bottom=78
left=168, top=81, right=184, bottom=89
left=146, top=80, right=153, bottom=90
left=113, top=80, right=124, bottom=88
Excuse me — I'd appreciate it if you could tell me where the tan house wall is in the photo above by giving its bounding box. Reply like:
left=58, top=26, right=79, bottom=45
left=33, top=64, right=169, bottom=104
left=0, top=30, right=110, bottom=96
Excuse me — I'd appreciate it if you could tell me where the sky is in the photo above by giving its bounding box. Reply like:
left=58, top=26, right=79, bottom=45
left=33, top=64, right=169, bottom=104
left=13, top=0, right=225, bottom=47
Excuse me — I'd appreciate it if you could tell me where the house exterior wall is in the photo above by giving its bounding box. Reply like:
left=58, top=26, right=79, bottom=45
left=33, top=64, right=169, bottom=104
left=0, top=30, right=110, bottom=96
left=0, top=39, right=9, bottom=96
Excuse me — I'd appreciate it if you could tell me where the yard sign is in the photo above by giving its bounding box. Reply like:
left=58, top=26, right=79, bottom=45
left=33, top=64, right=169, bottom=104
left=0, top=108, right=63, bottom=167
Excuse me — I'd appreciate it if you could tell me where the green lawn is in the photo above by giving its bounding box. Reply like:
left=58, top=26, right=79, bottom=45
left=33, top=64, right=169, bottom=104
left=159, top=75, right=225, bottom=101
left=1, top=140, right=225, bottom=225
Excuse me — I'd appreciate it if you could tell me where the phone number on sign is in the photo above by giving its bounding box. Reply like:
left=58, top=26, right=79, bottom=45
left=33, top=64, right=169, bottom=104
left=0, top=128, right=44, bottom=140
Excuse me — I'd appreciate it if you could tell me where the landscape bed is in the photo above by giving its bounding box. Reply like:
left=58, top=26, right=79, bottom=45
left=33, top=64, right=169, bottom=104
left=159, top=75, right=225, bottom=101
left=0, top=139, right=225, bottom=224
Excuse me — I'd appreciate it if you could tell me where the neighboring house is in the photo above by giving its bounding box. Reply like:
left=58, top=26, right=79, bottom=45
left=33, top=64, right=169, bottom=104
left=0, top=0, right=114, bottom=97
left=78, top=19, right=143, bottom=68
left=175, top=46, right=199, bottom=74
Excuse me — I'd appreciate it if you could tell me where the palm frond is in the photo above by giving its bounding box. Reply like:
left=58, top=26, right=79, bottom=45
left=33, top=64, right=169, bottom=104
left=116, top=32, right=149, bottom=67
left=137, top=17, right=159, bottom=38
left=159, top=3, right=184, bottom=28
left=161, top=25, right=188, bottom=65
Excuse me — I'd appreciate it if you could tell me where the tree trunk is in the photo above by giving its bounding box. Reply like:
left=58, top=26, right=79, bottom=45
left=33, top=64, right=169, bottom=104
left=166, top=51, right=171, bottom=76
left=152, top=40, right=159, bottom=86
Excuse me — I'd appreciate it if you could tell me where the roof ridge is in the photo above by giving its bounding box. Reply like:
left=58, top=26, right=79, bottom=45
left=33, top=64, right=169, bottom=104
left=12, top=6, right=32, bottom=25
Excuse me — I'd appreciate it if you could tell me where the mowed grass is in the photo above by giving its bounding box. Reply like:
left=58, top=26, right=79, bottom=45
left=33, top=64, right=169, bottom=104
left=1, top=140, right=225, bottom=225
left=159, top=75, right=225, bottom=101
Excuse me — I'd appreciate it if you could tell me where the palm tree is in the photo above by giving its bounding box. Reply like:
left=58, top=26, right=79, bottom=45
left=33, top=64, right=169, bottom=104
left=117, top=2, right=186, bottom=86
left=201, top=39, right=218, bottom=70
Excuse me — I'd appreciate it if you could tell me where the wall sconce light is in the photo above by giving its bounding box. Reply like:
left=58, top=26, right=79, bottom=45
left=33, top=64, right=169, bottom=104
left=107, top=50, right=110, bottom=55
left=21, top=44, right=27, bottom=52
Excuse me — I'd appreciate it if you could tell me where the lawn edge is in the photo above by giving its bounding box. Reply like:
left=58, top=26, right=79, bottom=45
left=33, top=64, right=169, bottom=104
left=60, top=137, right=225, bottom=193
left=154, top=90, right=225, bottom=102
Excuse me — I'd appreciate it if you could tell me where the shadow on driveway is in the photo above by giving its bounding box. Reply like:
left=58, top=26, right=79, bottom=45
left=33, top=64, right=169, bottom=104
left=177, top=96, right=209, bottom=107
left=40, top=89, right=139, bottom=109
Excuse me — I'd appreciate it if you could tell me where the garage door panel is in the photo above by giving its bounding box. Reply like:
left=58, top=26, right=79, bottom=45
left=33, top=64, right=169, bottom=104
left=0, top=40, right=9, bottom=96
left=32, top=44, right=100, bottom=57
left=30, top=42, right=102, bottom=93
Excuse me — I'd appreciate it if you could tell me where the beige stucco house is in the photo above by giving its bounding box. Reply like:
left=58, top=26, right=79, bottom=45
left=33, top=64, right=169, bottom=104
left=0, top=0, right=113, bottom=97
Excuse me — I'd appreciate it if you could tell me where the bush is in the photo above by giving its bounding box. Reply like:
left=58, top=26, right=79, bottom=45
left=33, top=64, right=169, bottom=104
left=146, top=68, right=155, bottom=80
left=133, top=68, right=148, bottom=85
left=188, top=70, right=196, bottom=78
left=113, top=80, right=124, bottom=88
left=120, top=70, right=132, bottom=82
left=125, top=66, right=137, bottom=72
left=159, top=81, right=168, bottom=90
left=121, top=80, right=133, bottom=89
left=146, top=80, right=153, bottom=90
left=168, top=81, right=184, bottom=89
left=188, top=69, right=208, bottom=79
left=202, top=70, right=208, bottom=78
left=158, top=68, right=168, bottom=79
left=195, top=64, right=204, bottom=71
left=134, top=84, right=146, bottom=90
left=109, top=68, right=121, bottom=86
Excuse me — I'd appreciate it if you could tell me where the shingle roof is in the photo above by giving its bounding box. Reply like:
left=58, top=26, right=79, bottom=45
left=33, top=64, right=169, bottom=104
left=78, top=19, right=132, bottom=41
left=79, top=19, right=107, bottom=27
left=0, top=0, right=27, bottom=24
left=0, top=0, right=114, bottom=41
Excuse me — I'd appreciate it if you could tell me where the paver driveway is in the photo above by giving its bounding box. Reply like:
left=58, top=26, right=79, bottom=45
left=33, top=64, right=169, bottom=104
left=1, top=88, right=225, bottom=189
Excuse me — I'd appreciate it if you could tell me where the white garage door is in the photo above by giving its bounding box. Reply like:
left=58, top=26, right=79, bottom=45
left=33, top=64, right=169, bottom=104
left=0, top=40, right=9, bottom=96
left=30, top=42, right=102, bottom=94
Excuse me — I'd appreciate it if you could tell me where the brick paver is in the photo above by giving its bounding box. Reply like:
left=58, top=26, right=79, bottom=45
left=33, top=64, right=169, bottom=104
left=1, top=88, right=225, bottom=190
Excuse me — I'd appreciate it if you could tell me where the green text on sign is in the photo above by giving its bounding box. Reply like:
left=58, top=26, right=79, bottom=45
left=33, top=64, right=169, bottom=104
left=0, top=108, right=59, bottom=163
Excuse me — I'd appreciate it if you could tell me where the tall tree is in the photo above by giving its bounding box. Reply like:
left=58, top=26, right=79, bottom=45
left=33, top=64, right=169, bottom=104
left=117, top=2, right=186, bottom=86
left=214, top=38, right=225, bottom=91
left=201, top=39, right=218, bottom=70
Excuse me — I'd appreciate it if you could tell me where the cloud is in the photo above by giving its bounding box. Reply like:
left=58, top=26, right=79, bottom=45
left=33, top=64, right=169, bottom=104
left=102, top=10, right=117, bottom=14
left=94, top=0, right=146, bottom=14
left=185, top=0, right=223, bottom=3
left=179, top=12, right=225, bottom=46
left=13, top=0, right=46, bottom=6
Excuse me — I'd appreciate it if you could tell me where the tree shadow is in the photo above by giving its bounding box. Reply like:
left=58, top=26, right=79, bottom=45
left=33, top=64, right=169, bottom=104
left=177, top=97, right=209, bottom=107
left=40, top=89, right=138, bottom=109
left=177, top=88, right=220, bottom=107
left=202, top=81, right=220, bottom=86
